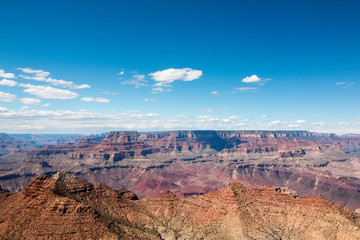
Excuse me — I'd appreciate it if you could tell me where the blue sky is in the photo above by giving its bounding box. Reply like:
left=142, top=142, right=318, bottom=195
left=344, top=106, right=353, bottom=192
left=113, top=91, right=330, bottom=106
left=0, top=0, right=359, bottom=134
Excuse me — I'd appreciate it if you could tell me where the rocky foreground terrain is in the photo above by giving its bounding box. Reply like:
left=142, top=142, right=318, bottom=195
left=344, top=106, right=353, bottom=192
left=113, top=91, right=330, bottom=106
left=0, top=172, right=359, bottom=239
left=1, top=130, right=360, bottom=210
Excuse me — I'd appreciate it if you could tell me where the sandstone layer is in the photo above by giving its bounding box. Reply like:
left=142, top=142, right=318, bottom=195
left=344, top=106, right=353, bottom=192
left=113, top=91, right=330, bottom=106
left=1, top=130, right=360, bottom=210
left=0, top=172, right=359, bottom=239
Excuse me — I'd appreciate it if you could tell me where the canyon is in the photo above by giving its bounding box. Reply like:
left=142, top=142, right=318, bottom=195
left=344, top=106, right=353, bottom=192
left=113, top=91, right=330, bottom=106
left=0, top=172, right=359, bottom=239
left=1, top=130, right=360, bottom=211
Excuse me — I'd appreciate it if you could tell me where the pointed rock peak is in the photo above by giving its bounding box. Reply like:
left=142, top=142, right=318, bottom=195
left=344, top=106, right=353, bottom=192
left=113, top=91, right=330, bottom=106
left=51, top=172, right=78, bottom=182
left=50, top=172, right=94, bottom=195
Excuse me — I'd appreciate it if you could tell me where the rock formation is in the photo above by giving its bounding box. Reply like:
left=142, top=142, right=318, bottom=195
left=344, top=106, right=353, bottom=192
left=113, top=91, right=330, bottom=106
left=0, top=172, right=359, bottom=239
left=1, top=130, right=360, bottom=211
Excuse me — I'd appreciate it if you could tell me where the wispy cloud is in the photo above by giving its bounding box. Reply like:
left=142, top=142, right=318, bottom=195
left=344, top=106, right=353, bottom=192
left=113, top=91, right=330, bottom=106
left=209, top=91, right=219, bottom=95
left=121, top=74, right=148, bottom=88
left=336, top=81, right=355, bottom=89
left=199, top=108, right=214, bottom=113
left=144, top=98, right=158, bottom=102
left=151, top=87, right=171, bottom=93
left=0, top=108, right=162, bottom=131
left=0, top=105, right=359, bottom=134
left=197, top=115, right=243, bottom=124
left=17, top=67, right=90, bottom=89
left=234, top=87, right=258, bottom=92
left=17, top=67, right=50, bottom=76
left=19, top=83, right=79, bottom=99
left=81, top=97, right=110, bottom=103
left=72, top=84, right=91, bottom=89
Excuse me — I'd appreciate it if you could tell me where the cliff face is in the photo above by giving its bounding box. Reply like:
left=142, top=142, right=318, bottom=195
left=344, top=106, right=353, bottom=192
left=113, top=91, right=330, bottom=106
left=0, top=172, right=359, bottom=240
left=1, top=130, right=360, bottom=210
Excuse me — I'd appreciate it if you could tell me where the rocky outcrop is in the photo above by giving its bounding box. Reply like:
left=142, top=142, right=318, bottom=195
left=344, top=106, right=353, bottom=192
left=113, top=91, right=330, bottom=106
left=0, top=173, right=359, bottom=239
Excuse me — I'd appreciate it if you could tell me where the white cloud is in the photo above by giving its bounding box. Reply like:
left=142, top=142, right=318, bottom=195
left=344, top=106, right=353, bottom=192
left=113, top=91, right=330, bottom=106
left=261, top=114, right=268, bottom=118
left=81, top=97, right=110, bottom=103
left=296, top=120, right=306, bottom=123
left=44, top=78, right=73, bottom=87
left=17, top=68, right=50, bottom=76
left=220, top=107, right=230, bottom=111
left=235, top=87, right=258, bottom=92
left=121, top=74, right=148, bottom=88
left=241, top=74, right=271, bottom=86
left=19, top=84, right=79, bottom=99
left=0, top=109, right=163, bottom=132
left=0, top=107, right=9, bottom=112
left=18, top=125, right=45, bottom=130
left=229, top=115, right=241, bottom=120
left=150, top=68, right=202, bottom=83
left=42, top=103, right=50, bottom=107
left=19, top=98, right=41, bottom=105
left=288, top=124, right=300, bottom=128
left=0, top=69, right=15, bottom=78
left=0, top=79, right=17, bottom=87
left=144, top=98, right=158, bottom=102
left=149, top=68, right=202, bottom=93
left=17, top=67, right=90, bottom=89
left=336, top=81, right=355, bottom=89
left=0, top=92, right=17, bottom=102
left=209, top=91, right=219, bottom=95
left=197, top=115, right=245, bottom=124
left=242, top=75, right=261, bottom=83
left=117, top=71, right=124, bottom=75
left=312, top=121, right=327, bottom=126
left=151, top=87, right=171, bottom=93
left=199, top=108, right=214, bottom=112
left=20, top=75, right=45, bottom=81
left=72, top=84, right=91, bottom=89
left=0, top=106, right=359, bottom=134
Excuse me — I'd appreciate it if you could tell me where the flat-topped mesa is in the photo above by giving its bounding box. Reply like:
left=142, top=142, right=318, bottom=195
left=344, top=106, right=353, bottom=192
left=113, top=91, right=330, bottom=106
left=216, top=130, right=313, bottom=139
left=158, top=130, right=314, bottom=140
left=104, top=130, right=313, bottom=141
left=89, top=130, right=318, bottom=155
left=104, top=131, right=140, bottom=142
